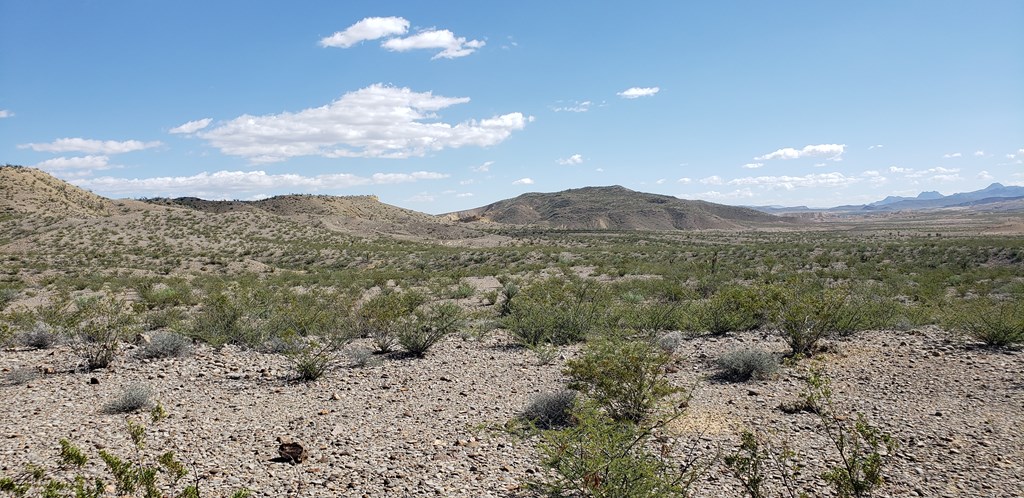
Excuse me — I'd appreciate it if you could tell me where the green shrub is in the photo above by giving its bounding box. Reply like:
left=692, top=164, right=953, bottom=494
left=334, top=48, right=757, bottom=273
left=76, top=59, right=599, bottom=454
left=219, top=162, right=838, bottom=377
left=356, top=289, right=425, bottom=353
left=715, top=348, right=779, bottom=382
left=397, top=302, right=464, bottom=357
left=771, top=282, right=850, bottom=356
left=944, top=295, right=1023, bottom=347
left=287, top=338, right=339, bottom=381
left=535, top=403, right=701, bottom=497
left=690, top=285, right=767, bottom=335
left=724, top=430, right=804, bottom=498
left=565, top=336, right=679, bottom=424
left=16, top=323, right=58, bottom=350
left=72, top=296, right=139, bottom=371
left=504, top=277, right=611, bottom=346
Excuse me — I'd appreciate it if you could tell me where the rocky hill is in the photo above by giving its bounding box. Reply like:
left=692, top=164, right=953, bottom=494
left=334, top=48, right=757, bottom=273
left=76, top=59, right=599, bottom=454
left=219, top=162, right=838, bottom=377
left=445, top=185, right=791, bottom=230
left=0, top=166, right=117, bottom=218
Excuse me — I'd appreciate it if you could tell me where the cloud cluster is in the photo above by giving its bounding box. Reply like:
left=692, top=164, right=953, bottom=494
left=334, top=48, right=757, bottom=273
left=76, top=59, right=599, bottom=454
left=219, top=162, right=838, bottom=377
left=617, top=87, right=660, bottom=99
left=170, top=118, right=212, bottom=134
left=557, top=154, right=583, bottom=165
left=36, top=155, right=112, bottom=171
left=195, top=84, right=529, bottom=163
left=320, top=17, right=484, bottom=59
left=742, top=162, right=763, bottom=169
left=943, top=152, right=962, bottom=159
left=755, top=144, right=845, bottom=161
left=512, top=177, right=534, bottom=185
left=887, top=166, right=961, bottom=182
left=20, top=138, right=162, bottom=154
left=727, top=172, right=859, bottom=190
left=0, top=109, right=13, bottom=118
left=72, top=169, right=448, bottom=198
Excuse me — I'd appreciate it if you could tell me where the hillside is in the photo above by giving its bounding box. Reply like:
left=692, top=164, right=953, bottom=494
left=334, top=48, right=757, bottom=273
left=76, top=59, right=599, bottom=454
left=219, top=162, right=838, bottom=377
left=0, top=165, right=117, bottom=218
left=445, top=185, right=790, bottom=230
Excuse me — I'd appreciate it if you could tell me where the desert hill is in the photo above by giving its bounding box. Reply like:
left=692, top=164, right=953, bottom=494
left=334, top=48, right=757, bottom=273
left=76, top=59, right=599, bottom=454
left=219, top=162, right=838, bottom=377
left=0, top=165, right=117, bottom=218
left=445, top=185, right=790, bottom=230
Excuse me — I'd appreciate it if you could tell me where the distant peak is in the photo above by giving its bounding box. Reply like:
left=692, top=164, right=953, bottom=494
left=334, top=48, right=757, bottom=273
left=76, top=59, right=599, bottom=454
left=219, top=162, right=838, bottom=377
left=985, top=182, right=1005, bottom=190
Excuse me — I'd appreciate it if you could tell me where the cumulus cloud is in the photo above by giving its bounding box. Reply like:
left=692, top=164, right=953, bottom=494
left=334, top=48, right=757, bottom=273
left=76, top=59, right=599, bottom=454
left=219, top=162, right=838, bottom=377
left=617, top=87, right=660, bottom=99
left=655, top=178, right=666, bottom=185
left=512, top=177, right=534, bottom=185
left=727, top=172, right=859, bottom=190
left=700, top=175, right=723, bottom=185
left=36, top=155, right=111, bottom=171
left=888, top=166, right=910, bottom=173
left=552, top=100, right=592, bottom=113
left=382, top=29, right=485, bottom=59
left=198, top=84, right=529, bottom=163
left=169, top=118, right=213, bottom=135
left=20, top=138, right=162, bottom=154
left=677, top=177, right=692, bottom=184
left=71, top=169, right=448, bottom=197
left=557, top=154, right=583, bottom=165
left=755, top=144, right=845, bottom=161
left=943, top=152, right=962, bottom=159
left=973, top=150, right=986, bottom=157
left=742, top=162, right=763, bottom=169
left=0, top=110, right=13, bottom=118
left=977, top=170, right=994, bottom=180
left=319, top=16, right=410, bottom=48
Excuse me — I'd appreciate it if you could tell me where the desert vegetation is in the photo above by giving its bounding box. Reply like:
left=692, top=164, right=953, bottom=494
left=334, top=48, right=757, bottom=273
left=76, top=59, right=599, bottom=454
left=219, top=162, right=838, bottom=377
left=1, top=167, right=1022, bottom=496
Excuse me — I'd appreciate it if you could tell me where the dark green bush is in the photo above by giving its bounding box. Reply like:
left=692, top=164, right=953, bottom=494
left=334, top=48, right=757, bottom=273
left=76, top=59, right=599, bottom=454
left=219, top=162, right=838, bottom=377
left=397, top=301, right=464, bottom=357
left=504, top=277, right=611, bottom=346
left=944, top=295, right=1023, bottom=347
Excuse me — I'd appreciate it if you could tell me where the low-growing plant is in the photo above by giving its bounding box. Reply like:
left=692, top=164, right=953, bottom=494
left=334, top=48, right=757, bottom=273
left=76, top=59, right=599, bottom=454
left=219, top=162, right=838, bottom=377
left=356, top=290, right=425, bottom=353
left=5, top=368, right=38, bottom=386
left=715, top=348, right=779, bottom=382
left=504, top=277, right=611, bottom=346
left=139, top=331, right=193, bottom=359
left=772, top=282, right=849, bottom=356
left=73, top=296, right=139, bottom=371
left=519, top=389, right=577, bottom=430
left=345, top=346, right=378, bottom=368
left=103, top=383, right=154, bottom=414
left=655, top=330, right=686, bottom=353
left=565, top=335, right=679, bottom=424
left=725, top=430, right=805, bottom=498
left=16, top=323, right=58, bottom=350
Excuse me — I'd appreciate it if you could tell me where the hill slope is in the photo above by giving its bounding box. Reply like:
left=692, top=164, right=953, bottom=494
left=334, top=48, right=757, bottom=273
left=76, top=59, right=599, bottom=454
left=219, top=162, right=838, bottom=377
left=0, top=166, right=117, bottom=217
left=445, top=185, right=789, bottom=230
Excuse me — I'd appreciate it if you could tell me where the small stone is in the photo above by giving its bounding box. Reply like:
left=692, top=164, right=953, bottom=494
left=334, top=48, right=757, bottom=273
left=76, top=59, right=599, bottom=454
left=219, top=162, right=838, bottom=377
left=277, top=436, right=307, bottom=464
left=89, top=377, right=99, bottom=385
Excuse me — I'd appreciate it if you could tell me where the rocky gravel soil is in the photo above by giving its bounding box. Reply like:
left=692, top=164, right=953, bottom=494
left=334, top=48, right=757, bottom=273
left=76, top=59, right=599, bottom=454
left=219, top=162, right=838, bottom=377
left=2, top=328, right=1022, bottom=497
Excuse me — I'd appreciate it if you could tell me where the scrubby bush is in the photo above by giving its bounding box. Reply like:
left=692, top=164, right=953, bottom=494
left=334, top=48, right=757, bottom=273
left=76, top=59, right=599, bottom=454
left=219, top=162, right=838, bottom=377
left=138, top=331, right=192, bottom=359
left=72, top=296, right=139, bottom=371
left=504, top=277, right=611, bottom=346
left=565, top=335, right=679, bottom=424
left=689, top=285, right=771, bottom=335
left=103, top=383, right=153, bottom=414
left=771, top=282, right=851, bottom=356
left=519, top=390, right=577, bottom=430
left=944, top=295, right=1023, bottom=347
left=655, top=330, right=686, bottom=353
left=397, top=302, right=464, bottom=357
left=355, top=289, right=425, bottom=353
left=16, top=323, right=58, bottom=350
left=5, top=368, right=38, bottom=386
left=535, top=403, right=702, bottom=497
left=287, top=339, right=339, bottom=381
left=715, top=348, right=779, bottom=382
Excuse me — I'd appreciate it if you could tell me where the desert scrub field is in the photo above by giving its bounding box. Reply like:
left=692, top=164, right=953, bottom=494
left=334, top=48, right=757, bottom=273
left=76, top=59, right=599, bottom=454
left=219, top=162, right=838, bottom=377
left=1, top=226, right=1023, bottom=496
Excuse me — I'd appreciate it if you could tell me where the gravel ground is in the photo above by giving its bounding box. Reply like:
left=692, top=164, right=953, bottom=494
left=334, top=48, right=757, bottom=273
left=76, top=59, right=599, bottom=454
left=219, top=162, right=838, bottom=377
left=2, top=328, right=1022, bottom=497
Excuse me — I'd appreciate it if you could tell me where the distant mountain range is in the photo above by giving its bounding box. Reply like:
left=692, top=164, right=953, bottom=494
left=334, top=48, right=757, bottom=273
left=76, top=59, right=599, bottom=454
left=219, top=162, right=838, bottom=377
left=750, top=183, right=1024, bottom=214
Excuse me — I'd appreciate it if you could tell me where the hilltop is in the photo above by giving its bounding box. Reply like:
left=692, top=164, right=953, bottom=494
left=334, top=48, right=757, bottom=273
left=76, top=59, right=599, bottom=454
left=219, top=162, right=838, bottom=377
left=445, top=185, right=790, bottom=230
left=0, top=165, right=118, bottom=218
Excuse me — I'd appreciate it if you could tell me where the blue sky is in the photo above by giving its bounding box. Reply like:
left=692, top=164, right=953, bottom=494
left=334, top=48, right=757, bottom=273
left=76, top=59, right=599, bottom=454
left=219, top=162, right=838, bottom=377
left=2, top=1, right=1022, bottom=213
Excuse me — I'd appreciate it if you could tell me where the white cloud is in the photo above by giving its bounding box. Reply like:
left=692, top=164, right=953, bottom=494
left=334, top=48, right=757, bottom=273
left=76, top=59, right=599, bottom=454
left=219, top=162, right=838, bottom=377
left=973, top=150, right=986, bottom=157
left=700, top=175, right=723, bottom=185
left=904, top=166, right=959, bottom=179
left=319, top=17, right=410, bottom=48
left=868, top=144, right=883, bottom=150
left=742, top=162, right=763, bottom=169
left=728, top=172, right=859, bottom=190
left=942, top=152, right=962, bottom=159
left=456, top=192, right=474, bottom=198
left=0, top=110, right=13, bottom=118
left=617, top=87, right=660, bottom=99
left=685, top=189, right=755, bottom=201
left=595, top=168, right=604, bottom=172
left=512, top=177, right=534, bottom=185
left=382, top=29, right=484, bottom=59
left=458, top=179, right=476, bottom=185
left=169, top=118, right=212, bottom=134
left=36, top=155, right=111, bottom=171
left=71, top=169, right=448, bottom=197
left=20, top=138, right=162, bottom=154
left=755, top=144, right=845, bottom=161
left=557, top=153, right=583, bottom=165
left=552, top=100, right=592, bottom=113
left=655, top=178, right=666, bottom=185
left=677, top=177, right=692, bottom=184
left=199, top=84, right=529, bottom=163
left=471, top=161, right=493, bottom=172
left=930, top=174, right=962, bottom=183
left=861, top=170, right=887, bottom=186
left=888, top=166, right=910, bottom=173
left=977, top=170, right=994, bottom=180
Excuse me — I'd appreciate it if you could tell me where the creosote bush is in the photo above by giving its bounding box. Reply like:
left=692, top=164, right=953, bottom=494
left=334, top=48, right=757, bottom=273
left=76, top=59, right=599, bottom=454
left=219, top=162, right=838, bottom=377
left=504, top=277, right=611, bottom=346
left=565, top=335, right=679, bottom=424
left=397, top=301, right=464, bottom=357
left=944, top=294, right=1024, bottom=347
left=715, top=348, right=779, bottom=382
